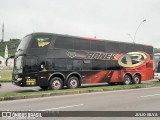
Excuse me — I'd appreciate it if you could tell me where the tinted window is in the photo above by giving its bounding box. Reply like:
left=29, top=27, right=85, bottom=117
left=83, top=60, right=91, bottom=70
left=91, top=60, right=106, bottom=70
left=24, top=56, right=38, bottom=72
left=45, top=59, right=52, bottom=70
left=91, top=41, right=105, bottom=52
left=17, top=35, right=32, bottom=51
left=80, top=39, right=90, bottom=50
left=106, top=61, right=121, bottom=70
left=106, top=42, right=119, bottom=53
left=55, top=36, right=74, bottom=49
left=125, top=44, right=134, bottom=52
left=66, top=59, right=73, bottom=70
left=119, top=43, right=127, bottom=53
left=74, top=39, right=80, bottom=50
left=31, top=35, right=52, bottom=48
left=15, top=56, right=23, bottom=73
left=52, top=59, right=66, bottom=70
left=73, top=60, right=82, bottom=70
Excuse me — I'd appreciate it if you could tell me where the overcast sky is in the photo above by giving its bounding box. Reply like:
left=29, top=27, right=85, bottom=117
left=0, top=0, right=160, bottom=47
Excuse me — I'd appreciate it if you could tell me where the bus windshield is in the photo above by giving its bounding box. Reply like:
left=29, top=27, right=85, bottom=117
left=17, top=35, right=32, bottom=51
left=14, top=56, right=23, bottom=73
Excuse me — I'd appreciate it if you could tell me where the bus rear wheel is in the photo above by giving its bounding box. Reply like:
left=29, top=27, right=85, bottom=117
left=123, top=75, right=132, bottom=85
left=67, top=76, right=80, bottom=89
left=132, top=75, right=141, bottom=84
left=49, top=77, right=63, bottom=90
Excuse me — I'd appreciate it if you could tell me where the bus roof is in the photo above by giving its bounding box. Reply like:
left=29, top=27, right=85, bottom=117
left=27, top=32, right=153, bottom=47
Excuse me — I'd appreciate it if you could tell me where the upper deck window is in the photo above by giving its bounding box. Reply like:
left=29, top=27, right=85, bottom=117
left=90, top=41, right=105, bottom=52
left=31, top=35, right=52, bottom=48
left=55, top=36, right=74, bottom=49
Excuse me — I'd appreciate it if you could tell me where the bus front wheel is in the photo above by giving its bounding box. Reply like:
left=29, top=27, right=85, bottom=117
left=49, top=77, right=63, bottom=90
left=67, top=76, right=80, bottom=89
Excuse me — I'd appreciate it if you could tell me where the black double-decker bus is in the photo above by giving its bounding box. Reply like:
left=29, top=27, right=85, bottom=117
left=11, top=32, right=154, bottom=90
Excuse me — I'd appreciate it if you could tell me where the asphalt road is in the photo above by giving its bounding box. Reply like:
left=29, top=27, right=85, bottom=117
left=0, top=82, right=40, bottom=93
left=0, top=82, right=109, bottom=94
left=0, top=87, right=160, bottom=120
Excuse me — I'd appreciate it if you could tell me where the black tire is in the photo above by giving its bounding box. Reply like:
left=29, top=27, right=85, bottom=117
left=39, top=86, right=48, bottom=90
left=108, top=82, right=116, bottom=85
left=49, top=77, right=63, bottom=90
left=123, top=75, right=132, bottom=85
left=132, top=75, right=141, bottom=84
left=67, top=76, right=80, bottom=89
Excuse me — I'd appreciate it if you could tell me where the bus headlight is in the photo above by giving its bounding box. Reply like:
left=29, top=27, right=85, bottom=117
left=17, top=78, right=22, bottom=81
left=15, top=75, right=18, bottom=80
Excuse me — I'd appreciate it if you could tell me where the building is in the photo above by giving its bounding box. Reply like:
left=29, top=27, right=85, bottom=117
left=0, top=45, right=14, bottom=68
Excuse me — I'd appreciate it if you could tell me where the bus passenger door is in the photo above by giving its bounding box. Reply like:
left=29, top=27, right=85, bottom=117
left=24, top=56, right=39, bottom=86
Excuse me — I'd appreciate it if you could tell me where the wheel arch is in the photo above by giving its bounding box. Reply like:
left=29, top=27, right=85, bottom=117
left=48, top=72, right=65, bottom=85
left=124, top=73, right=133, bottom=80
left=134, top=73, right=142, bottom=78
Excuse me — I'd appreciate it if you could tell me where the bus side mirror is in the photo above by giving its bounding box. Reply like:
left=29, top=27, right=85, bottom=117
left=41, top=64, right=44, bottom=69
left=6, top=56, right=14, bottom=66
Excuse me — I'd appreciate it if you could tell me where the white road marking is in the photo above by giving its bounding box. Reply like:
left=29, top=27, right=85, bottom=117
left=40, top=104, right=84, bottom=111
left=140, top=94, right=160, bottom=98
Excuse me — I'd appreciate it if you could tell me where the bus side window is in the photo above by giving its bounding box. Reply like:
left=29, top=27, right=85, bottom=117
left=52, top=59, right=66, bottom=70
left=91, top=60, right=106, bottom=70
left=55, top=37, right=74, bottom=49
left=73, top=60, right=82, bottom=70
left=66, top=59, right=73, bottom=70
left=24, top=56, right=38, bottom=72
left=83, top=60, right=91, bottom=70
left=90, top=41, right=105, bottom=52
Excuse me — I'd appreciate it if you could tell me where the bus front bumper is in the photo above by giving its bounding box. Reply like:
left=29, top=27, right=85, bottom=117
left=12, top=78, right=24, bottom=87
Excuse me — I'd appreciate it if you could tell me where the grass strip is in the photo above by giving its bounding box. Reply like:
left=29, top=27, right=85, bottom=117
left=0, top=69, right=12, bottom=82
left=0, top=81, right=160, bottom=101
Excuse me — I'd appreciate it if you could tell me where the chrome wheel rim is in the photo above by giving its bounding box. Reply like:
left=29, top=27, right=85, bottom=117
left=135, top=77, right=140, bottom=83
left=52, top=80, right=61, bottom=89
left=70, top=79, right=78, bottom=88
left=125, top=77, right=131, bottom=84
